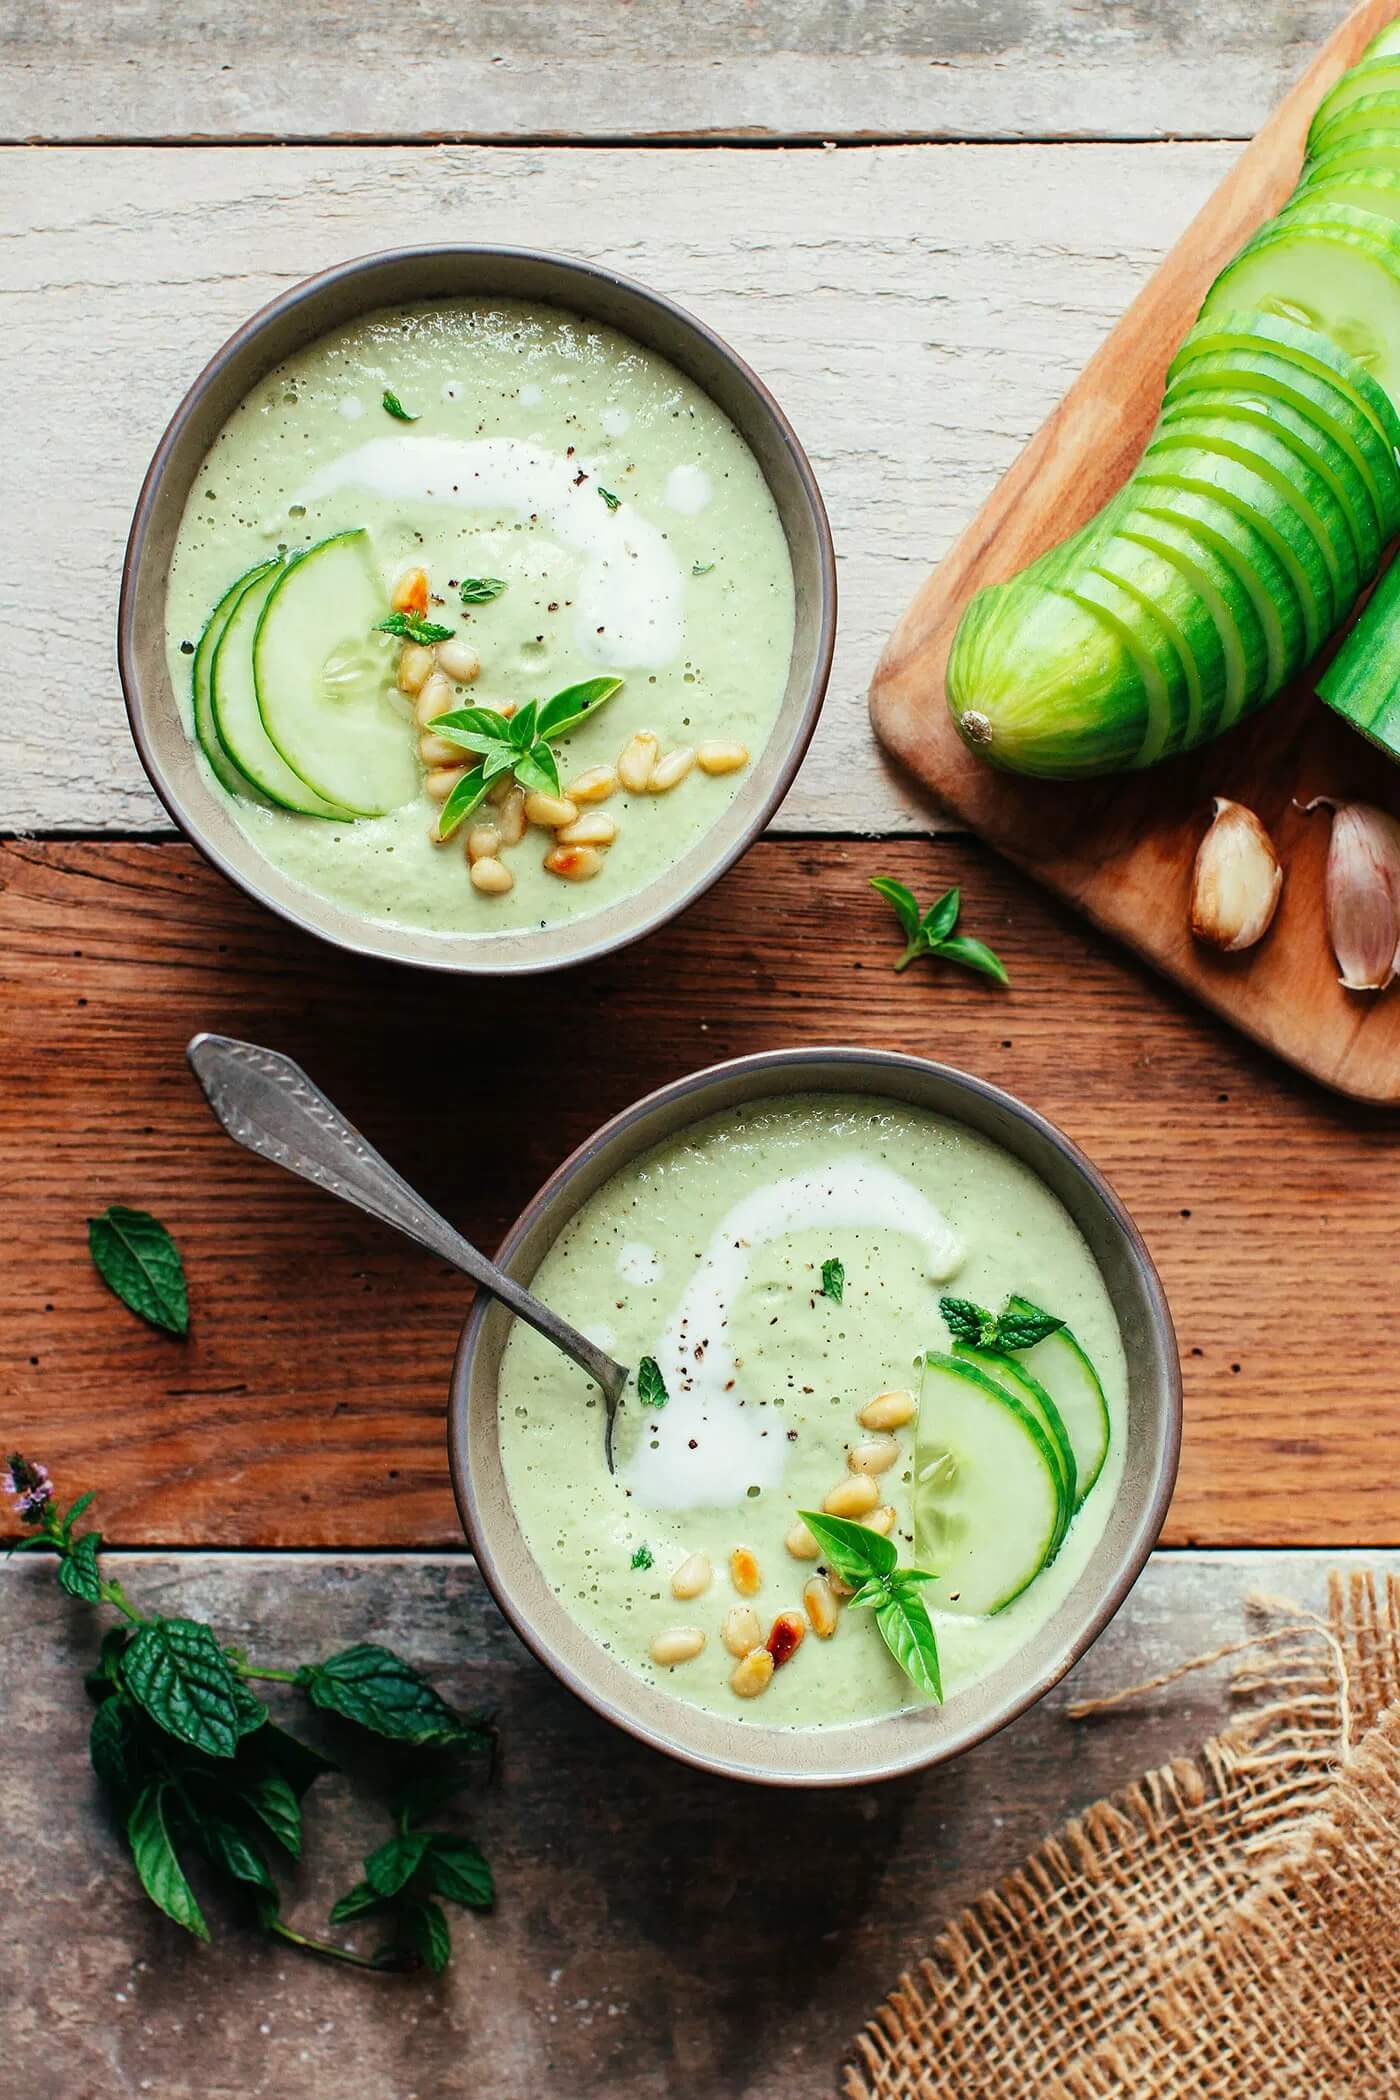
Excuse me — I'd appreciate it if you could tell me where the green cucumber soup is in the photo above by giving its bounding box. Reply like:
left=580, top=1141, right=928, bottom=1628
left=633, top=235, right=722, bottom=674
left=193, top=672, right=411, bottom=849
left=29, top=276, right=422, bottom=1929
left=498, top=1095, right=1128, bottom=1730
left=163, top=298, right=796, bottom=937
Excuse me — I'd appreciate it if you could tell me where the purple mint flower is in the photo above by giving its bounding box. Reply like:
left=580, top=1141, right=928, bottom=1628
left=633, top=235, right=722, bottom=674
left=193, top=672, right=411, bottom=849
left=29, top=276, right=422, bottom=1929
left=3, top=1453, right=53, bottom=1524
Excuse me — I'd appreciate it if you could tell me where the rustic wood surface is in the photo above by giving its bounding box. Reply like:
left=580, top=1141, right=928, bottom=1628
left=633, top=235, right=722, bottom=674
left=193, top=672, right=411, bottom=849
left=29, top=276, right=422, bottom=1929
left=2, top=1549, right=1378, bottom=2100
left=870, top=0, right=1400, bottom=1104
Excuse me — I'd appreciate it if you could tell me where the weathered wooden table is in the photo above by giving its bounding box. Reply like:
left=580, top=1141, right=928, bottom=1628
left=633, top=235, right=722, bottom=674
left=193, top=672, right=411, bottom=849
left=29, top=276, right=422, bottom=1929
left=4, top=6, right=1398, bottom=2094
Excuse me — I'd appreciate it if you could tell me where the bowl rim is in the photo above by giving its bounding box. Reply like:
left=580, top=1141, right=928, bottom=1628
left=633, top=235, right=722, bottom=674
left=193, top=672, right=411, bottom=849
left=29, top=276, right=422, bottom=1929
left=117, top=242, right=837, bottom=976
left=447, top=1045, right=1184, bottom=1787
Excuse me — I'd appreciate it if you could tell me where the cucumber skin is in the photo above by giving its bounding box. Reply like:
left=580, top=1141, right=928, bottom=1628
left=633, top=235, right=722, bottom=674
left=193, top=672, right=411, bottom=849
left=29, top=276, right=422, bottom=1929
left=1318, top=555, right=1400, bottom=760
left=916, top=1349, right=1068, bottom=1614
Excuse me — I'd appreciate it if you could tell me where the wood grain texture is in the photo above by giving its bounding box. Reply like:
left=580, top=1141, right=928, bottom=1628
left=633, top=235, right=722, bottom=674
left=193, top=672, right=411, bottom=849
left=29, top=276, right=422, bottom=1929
left=869, top=0, right=1400, bottom=1104
left=0, top=0, right=1351, bottom=145
left=0, top=140, right=1238, bottom=838
left=3, top=839, right=1397, bottom=1552
left=1, top=1548, right=1381, bottom=2100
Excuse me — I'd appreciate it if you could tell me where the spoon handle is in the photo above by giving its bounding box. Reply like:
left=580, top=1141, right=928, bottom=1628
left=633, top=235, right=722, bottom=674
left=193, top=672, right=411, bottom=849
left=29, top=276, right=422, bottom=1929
left=185, top=1032, right=627, bottom=1404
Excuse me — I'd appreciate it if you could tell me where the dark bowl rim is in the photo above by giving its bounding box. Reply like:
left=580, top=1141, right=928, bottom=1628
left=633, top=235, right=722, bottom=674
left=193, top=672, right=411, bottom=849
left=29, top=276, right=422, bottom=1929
left=447, top=1045, right=1184, bottom=1788
left=117, top=242, right=837, bottom=977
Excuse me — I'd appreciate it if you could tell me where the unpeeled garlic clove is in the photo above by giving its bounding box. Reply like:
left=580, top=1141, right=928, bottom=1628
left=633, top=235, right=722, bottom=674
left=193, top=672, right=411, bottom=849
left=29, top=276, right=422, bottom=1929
left=1305, top=798, right=1400, bottom=993
left=1189, top=798, right=1282, bottom=953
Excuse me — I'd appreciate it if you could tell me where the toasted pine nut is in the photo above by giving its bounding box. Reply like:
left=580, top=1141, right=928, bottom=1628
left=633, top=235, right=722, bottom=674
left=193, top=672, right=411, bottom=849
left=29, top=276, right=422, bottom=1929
left=567, top=765, right=618, bottom=805
left=721, top=1604, right=762, bottom=1658
left=823, top=1475, right=880, bottom=1519
left=523, top=791, right=579, bottom=830
left=862, top=1504, right=898, bottom=1538
left=649, top=746, right=696, bottom=792
left=486, top=776, right=512, bottom=806
left=729, top=1646, right=775, bottom=1699
left=670, top=1551, right=712, bottom=1601
left=860, top=1389, right=917, bottom=1432
left=803, top=1574, right=838, bottom=1639
left=697, top=739, right=749, bottom=775
left=397, top=642, right=435, bottom=696
left=544, top=844, right=603, bottom=882
left=558, top=812, right=617, bottom=848
left=496, top=786, right=527, bottom=846
left=730, top=1547, right=761, bottom=1597
left=391, top=567, right=430, bottom=616
left=649, top=1627, right=706, bottom=1667
left=784, top=1519, right=821, bottom=1562
left=469, top=856, right=514, bottom=896
left=848, top=1436, right=900, bottom=1477
left=765, top=1610, right=806, bottom=1668
left=435, top=637, right=481, bottom=684
left=424, top=766, right=466, bottom=803
left=420, top=731, right=463, bottom=766
left=827, top=1569, right=856, bottom=1599
left=466, top=822, right=501, bottom=865
left=618, top=731, right=660, bottom=793
left=415, top=672, right=455, bottom=727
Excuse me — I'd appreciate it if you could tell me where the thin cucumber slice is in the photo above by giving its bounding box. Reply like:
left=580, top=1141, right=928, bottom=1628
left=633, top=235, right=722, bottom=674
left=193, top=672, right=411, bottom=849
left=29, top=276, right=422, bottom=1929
left=1308, top=58, right=1400, bottom=155
left=1058, top=570, right=1185, bottom=769
left=1086, top=537, right=1224, bottom=753
left=1318, top=552, right=1400, bottom=762
left=1113, top=506, right=1266, bottom=732
left=1130, top=481, right=1304, bottom=699
left=913, top=1350, right=1068, bottom=1616
left=1170, top=308, right=1400, bottom=456
left=1004, top=1297, right=1111, bottom=1503
left=1201, top=206, right=1400, bottom=406
left=1307, top=92, right=1400, bottom=163
left=1296, top=166, right=1400, bottom=232
left=253, top=529, right=419, bottom=820
left=1306, top=128, right=1400, bottom=191
left=1363, top=20, right=1400, bottom=59
left=211, top=565, right=353, bottom=818
left=192, top=559, right=279, bottom=801
left=952, top=1342, right=1076, bottom=1539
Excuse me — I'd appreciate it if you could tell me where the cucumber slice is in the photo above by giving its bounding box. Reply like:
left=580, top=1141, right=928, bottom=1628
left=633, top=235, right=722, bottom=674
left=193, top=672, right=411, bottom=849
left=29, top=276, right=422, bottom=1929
left=1364, top=20, right=1400, bottom=59
left=1170, top=308, right=1400, bottom=456
left=1059, top=570, right=1187, bottom=768
left=1113, top=506, right=1266, bottom=732
left=1308, top=58, right=1400, bottom=155
left=253, top=529, right=419, bottom=820
left=952, top=1342, right=1077, bottom=1538
left=1087, top=534, right=1227, bottom=753
left=1004, top=1296, right=1112, bottom=1503
left=211, top=564, right=353, bottom=818
left=192, top=560, right=279, bottom=801
left=1201, top=205, right=1400, bottom=406
left=1130, top=479, right=1305, bottom=696
left=913, top=1351, right=1068, bottom=1615
left=1307, top=92, right=1400, bottom=163
left=1318, top=552, right=1400, bottom=761
left=1306, top=128, right=1400, bottom=190
left=1297, top=166, right=1400, bottom=233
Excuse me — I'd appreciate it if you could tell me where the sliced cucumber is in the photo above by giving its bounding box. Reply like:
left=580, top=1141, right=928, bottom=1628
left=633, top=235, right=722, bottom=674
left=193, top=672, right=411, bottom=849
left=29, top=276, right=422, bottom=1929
left=913, top=1350, right=1068, bottom=1615
left=1306, top=92, right=1400, bottom=163
left=253, top=529, right=419, bottom=820
left=1318, top=552, right=1400, bottom=762
left=1200, top=206, right=1400, bottom=406
left=1169, top=308, right=1400, bottom=457
left=1363, top=20, right=1400, bottom=60
left=192, top=559, right=279, bottom=801
left=211, top=564, right=353, bottom=818
left=1306, top=128, right=1400, bottom=191
left=1059, top=569, right=1187, bottom=768
left=1113, top=506, right=1266, bottom=731
left=1308, top=57, right=1400, bottom=154
left=1297, top=165, right=1400, bottom=232
left=1004, top=1297, right=1112, bottom=1503
left=1130, top=481, right=1305, bottom=696
left=1087, top=535, right=1227, bottom=753
left=952, top=1341, right=1076, bottom=1538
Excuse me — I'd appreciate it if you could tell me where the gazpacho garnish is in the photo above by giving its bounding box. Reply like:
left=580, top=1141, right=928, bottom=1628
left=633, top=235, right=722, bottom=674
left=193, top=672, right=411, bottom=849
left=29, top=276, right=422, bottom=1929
left=797, top=1510, right=943, bottom=1704
left=458, top=576, right=508, bottom=605
left=819, top=1256, right=844, bottom=1303
left=636, top=1356, right=669, bottom=1410
left=380, top=388, right=419, bottom=422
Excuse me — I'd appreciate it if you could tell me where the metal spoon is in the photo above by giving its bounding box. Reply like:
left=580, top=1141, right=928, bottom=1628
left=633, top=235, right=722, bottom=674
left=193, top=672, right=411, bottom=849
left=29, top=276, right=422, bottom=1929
left=186, top=1033, right=631, bottom=1470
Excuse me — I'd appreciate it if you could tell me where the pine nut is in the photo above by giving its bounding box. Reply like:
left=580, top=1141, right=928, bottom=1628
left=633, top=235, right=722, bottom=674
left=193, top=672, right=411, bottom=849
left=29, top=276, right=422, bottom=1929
left=729, top=1646, right=775, bottom=1699
left=803, top=1574, right=838, bottom=1639
left=670, top=1551, right=712, bottom=1600
left=523, top=791, right=579, bottom=830
left=558, top=812, right=617, bottom=848
left=496, top=786, right=527, bottom=846
left=415, top=672, right=456, bottom=728
left=784, top=1519, right=820, bottom=1562
left=823, top=1475, right=880, bottom=1519
left=466, top=822, right=501, bottom=864
left=649, top=746, right=696, bottom=792
left=424, top=766, right=465, bottom=803
left=487, top=776, right=512, bottom=806
left=649, top=1627, right=706, bottom=1667
left=827, top=1570, right=856, bottom=1599
left=862, top=1504, right=898, bottom=1538
left=469, top=856, right=514, bottom=896
left=435, top=637, right=481, bottom=685
left=848, top=1436, right=900, bottom=1476
left=721, top=1604, right=762, bottom=1657
left=860, top=1389, right=917, bottom=1432
left=544, top=844, right=603, bottom=882
left=730, top=1547, right=762, bottom=1596
left=618, top=731, right=659, bottom=793
left=391, top=566, right=430, bottom=616
left=420, top=731, right=463, bottom=766
left=567, top=765, right=618, bottom=805
left=697, top=740, right=749, bottom=775
left=765, top=1610, right=806, bottom=1668
left=397, top=642, right=435, bottom=696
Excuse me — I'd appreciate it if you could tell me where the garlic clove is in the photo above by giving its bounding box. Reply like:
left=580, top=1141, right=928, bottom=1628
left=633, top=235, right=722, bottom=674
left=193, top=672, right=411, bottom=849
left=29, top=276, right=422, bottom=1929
left=1305, top=798, right=1400, bottom=993
left=1189, top=797, right=1283, bottom=953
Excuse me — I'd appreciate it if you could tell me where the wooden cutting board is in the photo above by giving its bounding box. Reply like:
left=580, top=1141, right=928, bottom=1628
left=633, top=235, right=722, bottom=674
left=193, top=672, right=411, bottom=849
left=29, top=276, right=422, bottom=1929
left=870, top=0, right=1400, bottom=1106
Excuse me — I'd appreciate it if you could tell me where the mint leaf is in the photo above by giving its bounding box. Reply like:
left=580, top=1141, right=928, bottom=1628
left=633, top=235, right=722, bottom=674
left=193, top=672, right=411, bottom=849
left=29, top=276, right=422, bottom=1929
left=459, top=577, right=506, bottom=605
left=875, top=1582, right=942, bottom=1703
left=373, top=612, right=454, bottom=644
left=692, top=561, right=715, bottom=577
left=297, top=1644, right=472, bottom=1745
left=238, top=1772, right=302, bottom=1858
left=434, top=766, right=491, bottom=842
left=252, top=1720, right=336, bottom=1798
left=382, top=389, right=418, bottom=423
left=122, top=1618, right=261, bottom=1758
left=198, top=1815, right=277, bottom=1898
left=405, top=1896, right=452, bottom=1974
left=934, top=933, right=1010, bottom=986
left=426, top=1836, right=493, bottom=1910
left=514, top=743, right=560, bottom=798
left=870, top=875, right=921, bottom=945
left=537, top=676, right=624, bottom=742
left=940, top=1295, right=995, bottom=1347
left=597, top=487, right=622, bottom=511
left=796, top=1509, right=897, bottom=1590
left=85, top=1625, right=130, bottom=1703
left=637, top=1357, right=668, bottom=1409
left=127, top=1781, right=209, bottom=1940
left=88, top=1206, right=188, bottom=1336
left=920, top=886, right=961, bottom=945
left=820, top=1258, right=844, bottom=1304
left=365, top=1829, right=432, bottom=1897
left=994, top=1299, right=1065, bottom=1350
left=62, top=1489, right=97, bottom=1535
left=630, top=1544, right=654, bottom=1570
left=329, top=1879, right=390, bottom=1925
left=90, top=1694, right=147, bottom=1802
left=57, top=1528, right=102, bottom=1603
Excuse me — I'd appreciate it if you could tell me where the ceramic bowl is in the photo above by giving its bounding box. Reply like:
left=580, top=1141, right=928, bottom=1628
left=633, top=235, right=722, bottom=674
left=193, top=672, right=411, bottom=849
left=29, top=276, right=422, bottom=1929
left=449, top=1047, right=1182, bottom=1787
left=119, top=246, right=835, bottom=974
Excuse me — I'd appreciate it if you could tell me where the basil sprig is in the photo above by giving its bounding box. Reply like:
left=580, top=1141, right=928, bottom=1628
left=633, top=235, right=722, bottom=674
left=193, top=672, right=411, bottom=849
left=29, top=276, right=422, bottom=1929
left=871, top=877, right=1009, bottom=985
left=940, top=1294, right=1064, bottom=1352
left=797, top=1511, right=942, bottom=1703
left=429, top=675, right=624, bottom=840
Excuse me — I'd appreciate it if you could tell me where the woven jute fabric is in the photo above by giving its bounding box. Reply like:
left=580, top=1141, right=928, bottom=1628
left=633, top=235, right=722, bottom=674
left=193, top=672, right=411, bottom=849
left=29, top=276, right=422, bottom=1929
left=844, top=1571, right=1400, bottom=2100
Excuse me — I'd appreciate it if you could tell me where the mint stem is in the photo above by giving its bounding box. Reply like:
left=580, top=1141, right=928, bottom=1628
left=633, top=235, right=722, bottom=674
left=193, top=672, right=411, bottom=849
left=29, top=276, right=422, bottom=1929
left=238, top=1663, right=300, bottom=1684
left=99, top=1578, right=148, bottom=1627
left=268, top=1917, right=414, bottom=1972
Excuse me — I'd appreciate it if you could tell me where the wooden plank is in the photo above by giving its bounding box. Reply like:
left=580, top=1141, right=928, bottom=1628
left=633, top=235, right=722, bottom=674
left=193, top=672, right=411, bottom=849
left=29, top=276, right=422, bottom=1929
left=3, top=838, right=1397, bottom=1552
left=0, top=1547, right=1381, bottom=2100
left=870, top=0, right=1400, bottom=1106
left=0, top=140, right=1238, bottom=839
left=0, top=0, right=1353, bottom=145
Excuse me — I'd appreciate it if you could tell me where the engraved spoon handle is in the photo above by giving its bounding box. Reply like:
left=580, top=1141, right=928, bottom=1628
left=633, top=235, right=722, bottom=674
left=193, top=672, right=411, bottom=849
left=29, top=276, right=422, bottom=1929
left=186, top=1033, right=629, bottom=1415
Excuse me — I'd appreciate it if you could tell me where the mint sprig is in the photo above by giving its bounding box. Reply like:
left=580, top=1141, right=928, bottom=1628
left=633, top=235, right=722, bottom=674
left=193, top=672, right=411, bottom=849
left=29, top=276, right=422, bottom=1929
left=940, top=1294, right=1064, bottom=1352
left=871, top=878, right=1009, bottom=985
left=374, top=612, right=455, bottom=645
left=796, top=1510, right=942, bottom=1702
left=458, top=577, right=507, bottom=606
left=429, top=675, right=623, bottom=841
left=820, top=1258, right=844, bottom=1304
left=636, top=1356, right=668, bottom=1409
left=88, top=1206, right=188, bottom=1336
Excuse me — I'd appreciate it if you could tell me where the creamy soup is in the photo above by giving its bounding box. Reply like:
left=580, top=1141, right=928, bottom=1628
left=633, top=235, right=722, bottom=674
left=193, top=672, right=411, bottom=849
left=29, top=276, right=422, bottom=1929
left=497, top=1095, right=1128, bottom=1729
left=164, top=299, right=796, bottom=938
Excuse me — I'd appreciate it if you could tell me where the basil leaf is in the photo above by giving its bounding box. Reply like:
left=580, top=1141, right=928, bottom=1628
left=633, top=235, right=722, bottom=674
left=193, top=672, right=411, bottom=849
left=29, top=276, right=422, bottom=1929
left=796, top=1509, right=898, bottom=1590
left=88, top=1206, right=188, bottom=1336
left=435, top=766, right=491, bottom=842
left=597, top=486, right=622, bottom=510
left=481, top=742, right=518, bottom=782
left=90, top=1694, right=147, bottom=1801
left=199, top=1814, right=277, bottom=1897
left=508, top=699, right=539, bottom=750
left=458, top=576, right=507, bottom=605
left=297, top=1643, right=473, bottom=1745
left=425, top=706, right=513, bottom=748
left=820, top=1257, right=844, bottom=1304
left=939, top=1295, right=993, bottom=1346
left=127, top=1781, right=209, bottom=1940
left=122, top=1618, right=259, bottom=1758
left=869, top=876, right=921, bottom=945
left=630, top=1544, right=654, bottom=1570
left=536, top=675, right=624, bottom=742
left=636, top=1357, right=668, bottom=1409
left=238, top=1772, right=302, bottom=1858
left=513, top=744, right=560, bottom=798
left=365, top=1828, right=433, bottom=1897
left=329, top=1879, right=391, bottom=1925
left=919, top=886, right=961, bottom=945
left=426, top=1836, right=493, bottom=1910
left=994, top=1304, right=1065, bottom=1350
left=382, top=389, right=419, bottom=423
left=405, top=1895, right=452, bottom=1974
left=933, top=934, right=1010, bottom=986
left=875, top=1583, right=943, bottom=1703
left=373, top=612, right=454, bottom=644
left=58, top=1529, right=102, bottom=1603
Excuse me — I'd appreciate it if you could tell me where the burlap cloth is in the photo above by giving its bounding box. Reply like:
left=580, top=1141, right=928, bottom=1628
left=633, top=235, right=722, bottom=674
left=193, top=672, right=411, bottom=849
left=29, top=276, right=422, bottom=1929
left=844, top=1571, right=1400, bottom=2099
